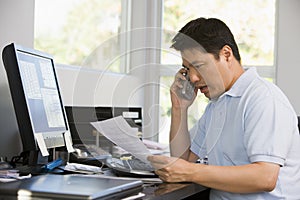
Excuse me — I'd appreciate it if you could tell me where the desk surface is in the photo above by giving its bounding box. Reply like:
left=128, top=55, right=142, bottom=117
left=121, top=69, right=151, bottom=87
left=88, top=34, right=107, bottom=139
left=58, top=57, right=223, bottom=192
left=143, top=182, right=209, bottom=199
left=101, top=169, right=209, bottom=199
left=0, top=169, right=209, bottom=200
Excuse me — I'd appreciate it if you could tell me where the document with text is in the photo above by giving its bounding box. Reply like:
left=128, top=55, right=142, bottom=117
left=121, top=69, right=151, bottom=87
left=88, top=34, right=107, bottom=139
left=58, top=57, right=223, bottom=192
left=90, top=116, right=152, bottom=164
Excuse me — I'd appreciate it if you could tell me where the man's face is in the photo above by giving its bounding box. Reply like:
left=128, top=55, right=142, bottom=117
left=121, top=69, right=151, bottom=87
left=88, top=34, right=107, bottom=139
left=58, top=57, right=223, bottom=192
left=181, top=48, right=232, bottom=100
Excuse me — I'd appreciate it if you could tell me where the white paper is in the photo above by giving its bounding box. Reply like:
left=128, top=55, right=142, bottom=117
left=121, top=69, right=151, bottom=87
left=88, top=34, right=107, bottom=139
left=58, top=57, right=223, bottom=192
left=64, top=131, right=75, bottom=153
left=90, top=116, right=152, bottom=164
left=35, top=133, right=49, bottom=156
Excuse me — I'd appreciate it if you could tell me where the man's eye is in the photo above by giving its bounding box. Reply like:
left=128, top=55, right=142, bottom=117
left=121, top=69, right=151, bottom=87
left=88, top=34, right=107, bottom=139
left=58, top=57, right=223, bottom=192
left=182, top=66, right=189, bottom=71
left=195, top=64, right=203, bottom=69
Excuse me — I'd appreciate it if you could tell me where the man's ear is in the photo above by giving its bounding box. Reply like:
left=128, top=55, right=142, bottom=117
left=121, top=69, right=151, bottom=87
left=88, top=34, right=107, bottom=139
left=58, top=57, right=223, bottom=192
left=221, top=45, right=232, bottom=62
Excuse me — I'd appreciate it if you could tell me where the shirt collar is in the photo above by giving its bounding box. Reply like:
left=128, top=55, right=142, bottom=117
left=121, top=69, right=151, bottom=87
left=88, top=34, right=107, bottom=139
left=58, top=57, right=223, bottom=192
left=224, top=67, right=258, bottom=98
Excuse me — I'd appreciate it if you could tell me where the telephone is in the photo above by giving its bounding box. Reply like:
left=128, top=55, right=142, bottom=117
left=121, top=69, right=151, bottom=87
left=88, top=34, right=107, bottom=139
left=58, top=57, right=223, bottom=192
left=180, top=71, right=195, bottom=100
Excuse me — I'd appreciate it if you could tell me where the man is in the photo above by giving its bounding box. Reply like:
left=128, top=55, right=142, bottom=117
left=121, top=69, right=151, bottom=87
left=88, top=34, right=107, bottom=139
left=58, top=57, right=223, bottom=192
left=148, top=18, right=300, bottom=199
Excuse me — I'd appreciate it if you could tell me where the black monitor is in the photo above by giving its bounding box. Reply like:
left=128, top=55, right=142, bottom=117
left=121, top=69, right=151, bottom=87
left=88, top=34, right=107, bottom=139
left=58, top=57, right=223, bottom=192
left=2, top=43, right=69, bottom=165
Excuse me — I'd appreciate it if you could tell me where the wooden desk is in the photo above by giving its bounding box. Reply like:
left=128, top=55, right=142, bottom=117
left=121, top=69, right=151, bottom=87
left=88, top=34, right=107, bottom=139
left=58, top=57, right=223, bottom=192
left=0, top=170, right=209, bottom=200
left=142, top=182, right=209, bottom=199
left=102, top=168, right=210, bottom=199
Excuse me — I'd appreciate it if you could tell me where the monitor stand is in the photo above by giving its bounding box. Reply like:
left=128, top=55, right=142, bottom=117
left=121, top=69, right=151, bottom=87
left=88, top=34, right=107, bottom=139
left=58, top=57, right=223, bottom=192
left=27, top=150, right=49, bottom=166
left=18, top=148, right=65, bottom=175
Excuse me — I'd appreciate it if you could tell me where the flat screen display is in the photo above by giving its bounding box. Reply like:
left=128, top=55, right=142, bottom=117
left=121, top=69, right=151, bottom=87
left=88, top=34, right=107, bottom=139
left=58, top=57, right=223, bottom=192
left=17, top=51, right=67, bottom=133
left=2, top=43, right=68, bottom=156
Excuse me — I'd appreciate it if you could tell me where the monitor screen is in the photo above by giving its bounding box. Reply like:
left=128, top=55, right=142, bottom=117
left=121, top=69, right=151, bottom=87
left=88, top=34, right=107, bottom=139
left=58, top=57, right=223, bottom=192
left=2, top=43, right=68, bottom=155
left=17, top=51, right=66, bottom=133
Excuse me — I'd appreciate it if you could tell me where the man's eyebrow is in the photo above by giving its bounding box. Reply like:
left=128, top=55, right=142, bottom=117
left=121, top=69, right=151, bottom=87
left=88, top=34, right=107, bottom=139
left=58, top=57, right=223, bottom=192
left=191, top=60, right=204, bottom=66
left=182, top=60, right=203, bottom=68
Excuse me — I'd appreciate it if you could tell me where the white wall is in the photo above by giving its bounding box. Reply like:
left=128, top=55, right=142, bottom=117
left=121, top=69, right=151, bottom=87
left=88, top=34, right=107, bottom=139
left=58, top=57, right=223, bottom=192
left=276, top=0, right=300, bottom=115
left=55, top=65, right=142, bottom=107
left=0, top=0, right=34, bottom=159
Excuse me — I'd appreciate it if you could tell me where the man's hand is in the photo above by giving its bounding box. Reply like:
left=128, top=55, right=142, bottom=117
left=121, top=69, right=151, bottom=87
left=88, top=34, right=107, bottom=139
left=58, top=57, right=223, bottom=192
left=170, top=68, right=197, bottom=110
left=147, top=155, right=195, bottom=183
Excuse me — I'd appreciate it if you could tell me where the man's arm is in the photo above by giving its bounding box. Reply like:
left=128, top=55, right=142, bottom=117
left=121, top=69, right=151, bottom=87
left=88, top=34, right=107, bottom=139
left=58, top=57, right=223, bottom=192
left=169, top=69, right=198, bottom=162
left=169, top=106, right=191, bottom=159
left=189, top=161, right=280, bottom=193
left=149, top=155, right=280, bottom=193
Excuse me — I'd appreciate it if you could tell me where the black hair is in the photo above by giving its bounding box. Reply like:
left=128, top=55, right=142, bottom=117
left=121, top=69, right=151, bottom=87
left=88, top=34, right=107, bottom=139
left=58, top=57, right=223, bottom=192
left=171, top=18, right=241, bottom=62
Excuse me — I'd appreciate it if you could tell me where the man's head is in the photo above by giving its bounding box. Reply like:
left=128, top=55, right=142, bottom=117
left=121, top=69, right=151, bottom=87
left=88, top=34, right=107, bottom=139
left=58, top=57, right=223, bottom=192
left=171, top=18, right=244, bottom=100
left=171, top=17, right=241, bottom=63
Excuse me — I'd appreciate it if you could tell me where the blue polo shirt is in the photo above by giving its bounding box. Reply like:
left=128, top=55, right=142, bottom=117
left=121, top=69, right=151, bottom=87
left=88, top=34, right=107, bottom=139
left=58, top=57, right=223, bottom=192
left=190, top=68, right=300, bottom=199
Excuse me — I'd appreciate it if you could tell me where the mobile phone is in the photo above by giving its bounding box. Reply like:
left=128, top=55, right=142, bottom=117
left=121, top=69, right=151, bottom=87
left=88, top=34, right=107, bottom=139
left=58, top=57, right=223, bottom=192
left=180, top=72, right=195, bottom=100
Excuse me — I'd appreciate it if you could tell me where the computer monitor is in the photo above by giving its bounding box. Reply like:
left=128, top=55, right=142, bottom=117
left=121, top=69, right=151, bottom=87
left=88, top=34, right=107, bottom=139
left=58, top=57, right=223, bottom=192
left=2, top=43, right=69, bottom=165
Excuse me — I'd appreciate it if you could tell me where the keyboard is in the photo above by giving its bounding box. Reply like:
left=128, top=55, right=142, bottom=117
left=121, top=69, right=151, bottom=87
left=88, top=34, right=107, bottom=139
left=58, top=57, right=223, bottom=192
left=123, top=159, right=154, bottom=171
left=106, top=157, right=157, bottom=177
left=73, top=145, right=157, bottom=177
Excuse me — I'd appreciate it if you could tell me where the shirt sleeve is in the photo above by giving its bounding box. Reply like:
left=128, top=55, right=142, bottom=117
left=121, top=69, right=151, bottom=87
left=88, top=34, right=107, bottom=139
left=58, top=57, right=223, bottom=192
left=243, top=88, right=296, bottom=166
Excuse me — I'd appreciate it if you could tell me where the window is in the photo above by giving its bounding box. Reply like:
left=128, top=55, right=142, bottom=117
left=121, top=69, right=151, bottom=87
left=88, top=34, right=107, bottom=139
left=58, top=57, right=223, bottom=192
left=34, top=0, right=127, bottom=73
left=162, top=0, right=276, bottom=66
left=159, top=0, right=276, bottom=143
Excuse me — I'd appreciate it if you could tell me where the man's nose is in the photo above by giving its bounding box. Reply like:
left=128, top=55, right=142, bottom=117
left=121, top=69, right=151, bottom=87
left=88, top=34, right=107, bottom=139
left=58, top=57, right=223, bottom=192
left=189, top=71, right=201, bottom=83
